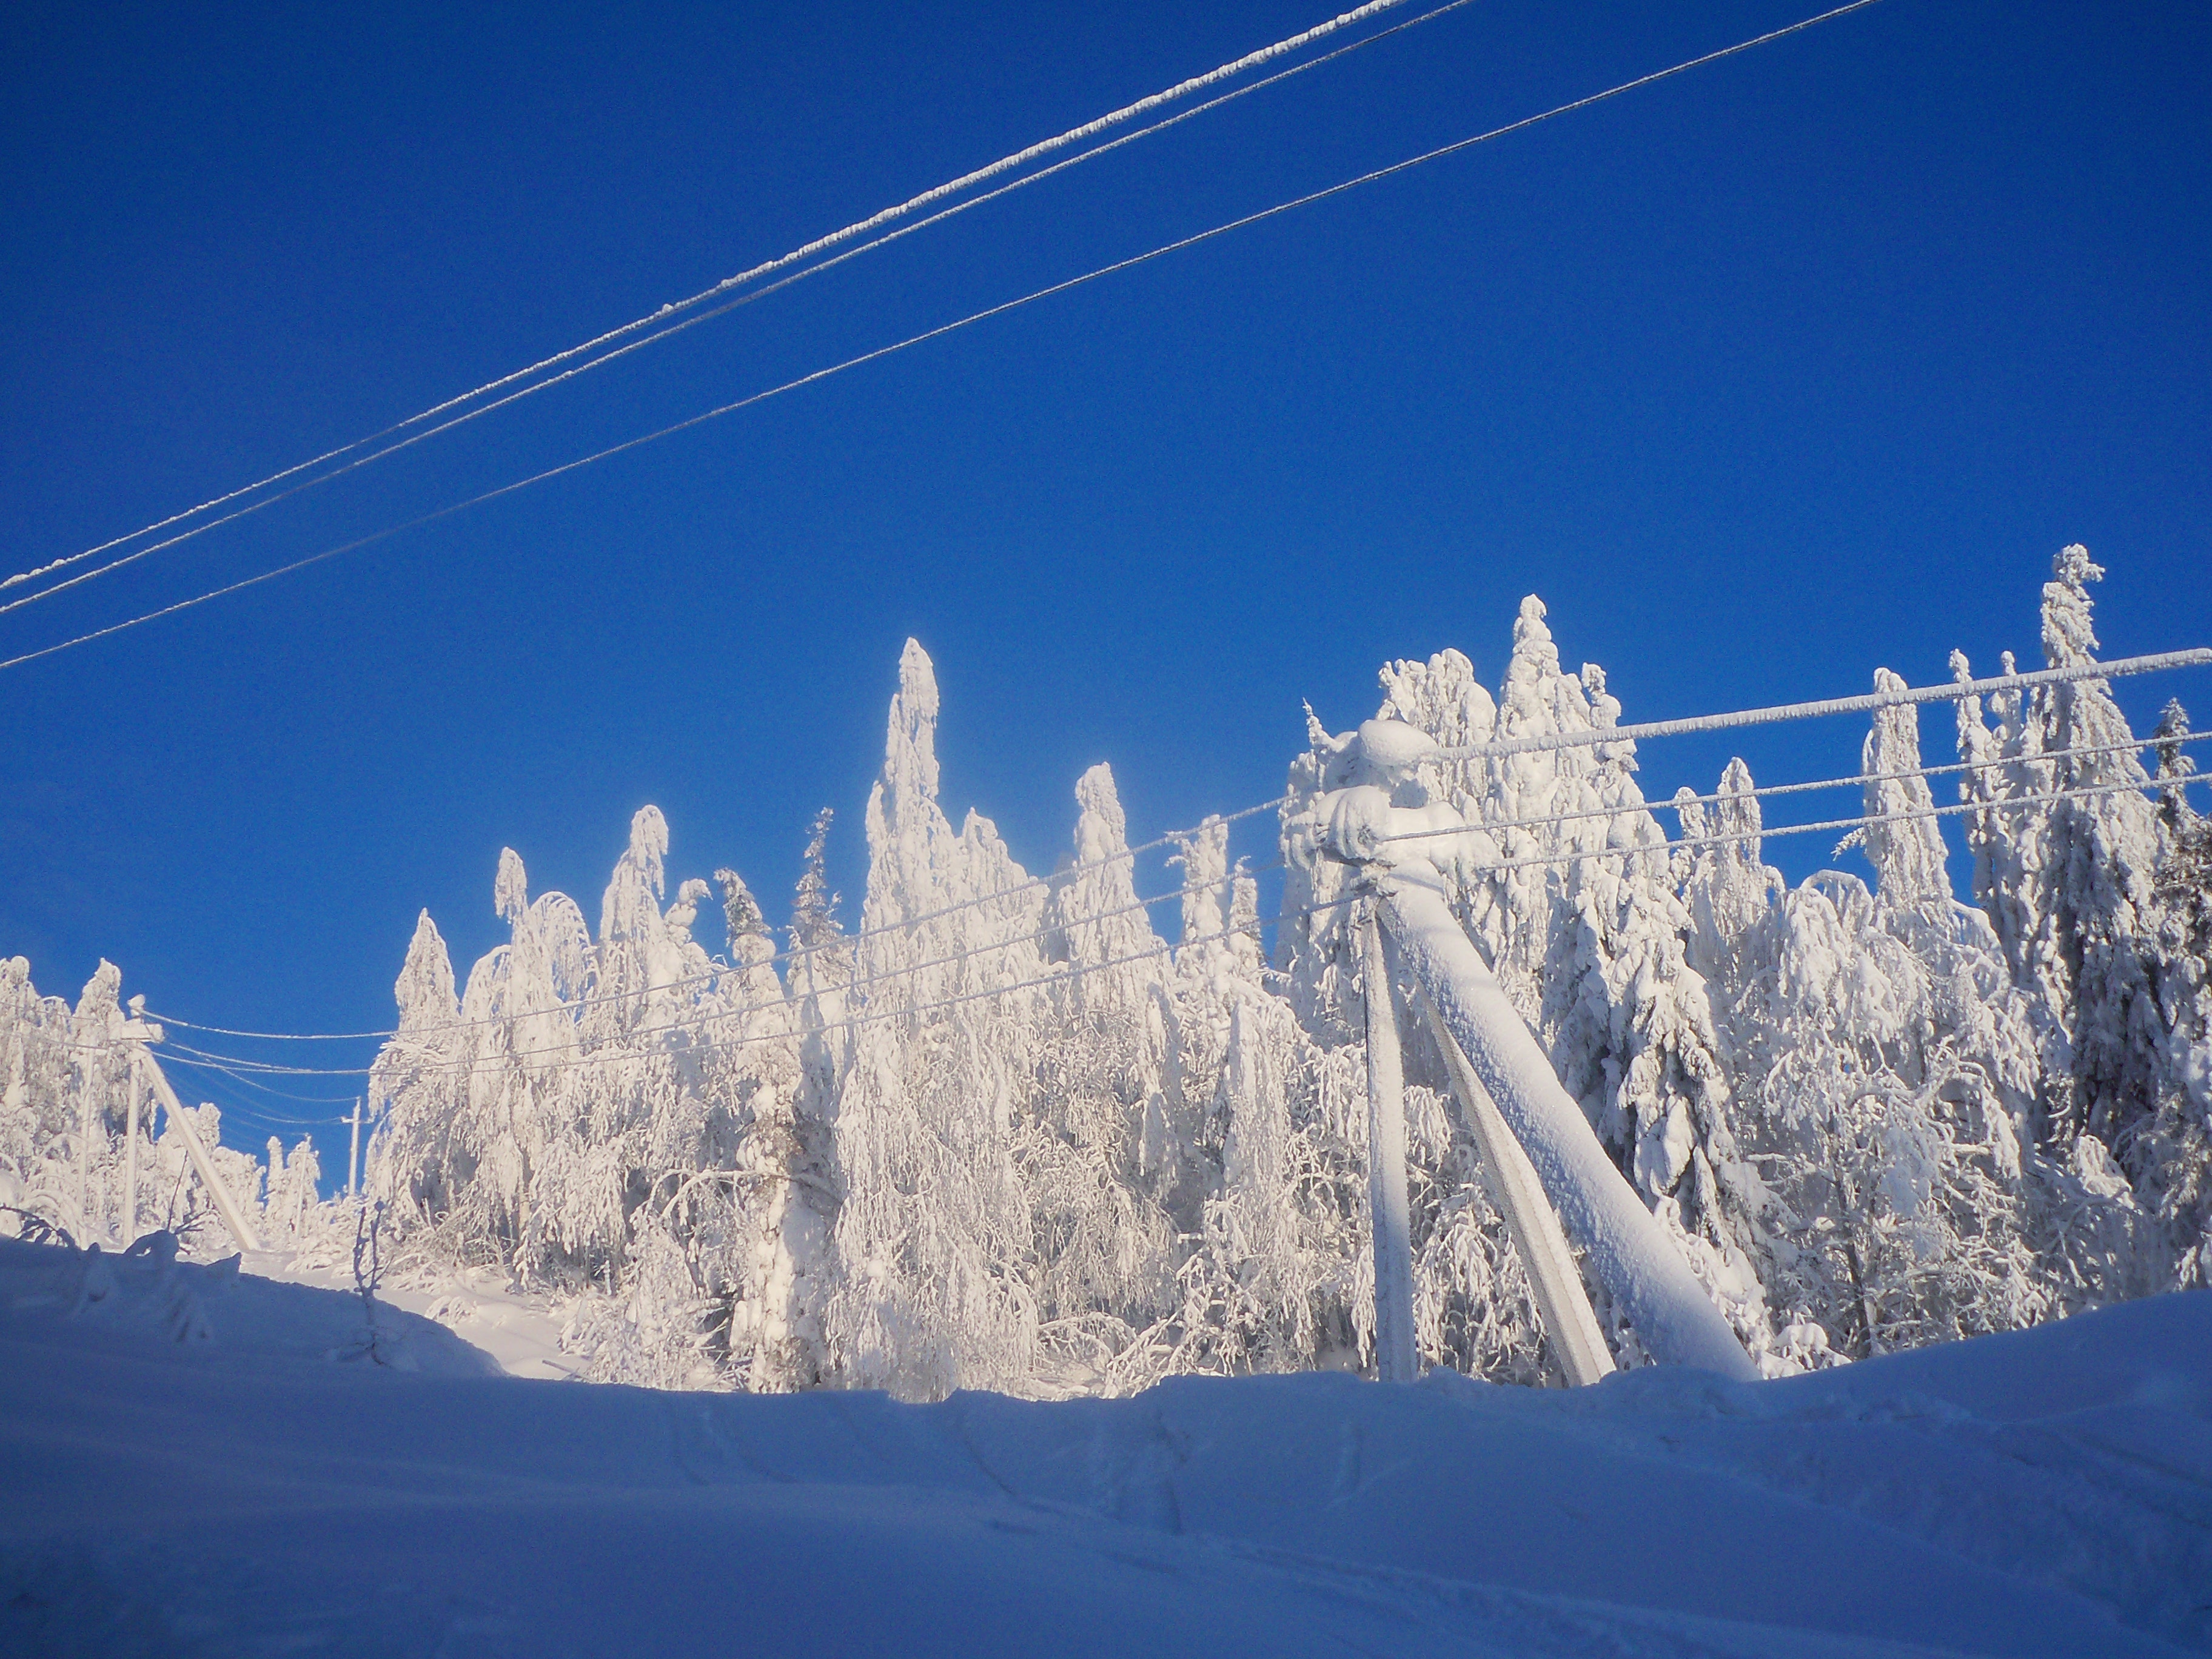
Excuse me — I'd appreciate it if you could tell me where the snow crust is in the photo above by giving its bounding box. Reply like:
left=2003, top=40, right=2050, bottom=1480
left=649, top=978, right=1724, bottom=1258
left=2, top=1241, right=2205, bottom=1657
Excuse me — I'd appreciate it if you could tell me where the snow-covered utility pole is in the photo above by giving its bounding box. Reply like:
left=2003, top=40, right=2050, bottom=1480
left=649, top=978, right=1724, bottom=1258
left=347, top=1098, right=363, bottom=1201
left=126, top=1034, right=263, bottom=1253
left=1321, top=717, right=1755, bottom=1382
left=1359, top=897, right=1417, bottom=1384
left=121, top=1059, right=142, bottom=1245
left=1416, top=995, right=1612, bottom=1386
left=1379, top=877, right=1755, bottom=1380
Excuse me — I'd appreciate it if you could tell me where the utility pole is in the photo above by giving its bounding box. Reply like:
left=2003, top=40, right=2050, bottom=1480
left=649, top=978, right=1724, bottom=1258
left=347, top=1098, right=363, bottom=1201
left=1360, top=896, right=1417, bottom=1385
left=127, top=1038, right=263, bottom=1253
left=121, top=1058, right=142, bottom=1245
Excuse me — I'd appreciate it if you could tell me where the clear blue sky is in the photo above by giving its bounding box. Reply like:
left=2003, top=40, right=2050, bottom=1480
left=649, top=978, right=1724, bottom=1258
left=4, top=0, right=2207, bottom=1158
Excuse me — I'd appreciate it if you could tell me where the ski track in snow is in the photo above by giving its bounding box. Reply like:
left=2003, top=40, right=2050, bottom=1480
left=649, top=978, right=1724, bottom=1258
left=2, top=1238, right=2206, bottom=1658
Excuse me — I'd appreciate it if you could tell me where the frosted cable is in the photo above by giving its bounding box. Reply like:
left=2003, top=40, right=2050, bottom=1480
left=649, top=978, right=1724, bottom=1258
left=1434, top=774, right=2203, bottom=886
left=4, top=0, right=1887, bottom=677
left=164, top=868, right=1245, bottom=1061
left=142, top=823, right=1290, bottom=1042
left=1381, top=725, right=2211, bottom=845
left=4, top=0, right=1430, bottom=605
left=1432, top=649, right=2212, bottom=762
left=158, top=900, right=1322, bottom=1080
left=152, top=765, right=2193, bottom=1073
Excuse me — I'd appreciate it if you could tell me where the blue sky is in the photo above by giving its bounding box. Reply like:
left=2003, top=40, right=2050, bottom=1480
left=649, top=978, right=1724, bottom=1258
left=4, top=0, right=2207, bottom=1158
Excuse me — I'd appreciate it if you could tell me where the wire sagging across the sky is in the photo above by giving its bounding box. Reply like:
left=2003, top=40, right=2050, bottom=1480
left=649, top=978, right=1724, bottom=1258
left=1, top=0, right=1890, bottom=678
left=142, top=900, right=1324, bottom=1081
left=153, top=859, right=1289, bottom=1058
left=131, top=762, right=2202, bottom=1083
left=1, top=0, right=1449, bottom=612
left=139, top=645, right=2210, bottom=1050
left=143, top=798, right=1289, bottom=1042
left=1432, top=649, right=2212, bottom=762
left=1378, top=726, right=2212, bottom=846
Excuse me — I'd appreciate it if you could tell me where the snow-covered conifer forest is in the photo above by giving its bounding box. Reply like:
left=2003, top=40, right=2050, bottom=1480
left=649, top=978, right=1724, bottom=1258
left=6, top=547, right=2208, bottom=1398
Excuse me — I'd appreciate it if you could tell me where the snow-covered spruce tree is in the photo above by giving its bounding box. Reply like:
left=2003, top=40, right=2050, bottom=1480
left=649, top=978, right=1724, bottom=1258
left=0, top=957, right=79, bottom=1238
left=2137, top=701, right=2212, bottom=1284
left=1952, top=548, right=2171, bottom=1151
left=703, top=863, right=833, bottom=1391
left=367, top=912, right=470, bottom=1239
left=260, top=1134, right=323, bottom=1248
left=1108, top=817, right=1369, bottom=1390
left=1020, top=763, right=1179, bottom=1384
left=367, top=816, right=813, bottom=1389
left=1681, top=691, right=2053, bottom=1358
left=819, top=640, right=1044, bottom=1398
left=1950, top=547, right=2180, bottom=1288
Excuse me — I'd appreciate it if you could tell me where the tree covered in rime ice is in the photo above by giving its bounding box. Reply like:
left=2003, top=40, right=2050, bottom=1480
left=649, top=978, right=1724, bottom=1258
left=288, top=546, right=2190, bottom=1391
left=1951, top=548, right=2211, bottom=1287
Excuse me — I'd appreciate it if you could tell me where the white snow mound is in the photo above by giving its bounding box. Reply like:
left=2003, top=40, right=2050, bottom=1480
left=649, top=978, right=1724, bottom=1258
left=1, top=1242, right=2207, bottom=1658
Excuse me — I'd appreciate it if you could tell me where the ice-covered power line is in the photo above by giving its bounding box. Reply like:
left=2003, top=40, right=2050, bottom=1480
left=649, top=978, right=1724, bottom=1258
left=133, top=762, right=2202, bottom=1079
left=159, top=1052, right=366, bottom=1106
left=2, top=0, right=1446, bottom=609
left=138, top=650, right=2208, bottom=1050
left=169, top=860, right=1290, bottom=1064
left=1432, top=649, right=2212, bottom=762
left=1422, top=774, right=2205, bottom=886
left=152, top=900, right=1320, bottom=1081
left=143, top=810, right=1289, bottom=1044
left=1379, top=726, right=2212, bottom=846
left=2, top=0, right=1888, bottom=678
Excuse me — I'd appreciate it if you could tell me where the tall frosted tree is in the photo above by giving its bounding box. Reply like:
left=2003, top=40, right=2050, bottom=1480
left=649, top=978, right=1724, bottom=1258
left=820, top=640, right=1044, bottom=1398
left=1953, top=548, right=2171, bottom=1153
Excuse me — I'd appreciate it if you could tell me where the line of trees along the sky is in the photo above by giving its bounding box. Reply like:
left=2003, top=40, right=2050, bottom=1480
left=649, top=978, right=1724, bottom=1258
left=5, top=547, right=2206, bottom=1396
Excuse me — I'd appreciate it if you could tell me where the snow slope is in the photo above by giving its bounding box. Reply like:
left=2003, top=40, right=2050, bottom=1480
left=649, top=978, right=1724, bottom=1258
left=2, top=1239, right=2205, bottom=1658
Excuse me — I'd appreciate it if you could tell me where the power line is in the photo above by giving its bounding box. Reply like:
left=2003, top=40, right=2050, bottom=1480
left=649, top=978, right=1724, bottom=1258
left=1426, top=774, right=2200, bottom=886
left=1432, top=649, right=2212, bottom=762
left=2, top=0, right=1438, bottom=609
left=160, top=1051, right=366, bottom=1105
left=161, top=900, right=1312, bottom=1081
left=139, top=649, right=2211, bottom=1048
left=2, top=0, right=1889, bottom=678
left=144, top=805, right=1288, bottom=1042
left=97, top=763, right=2208, bottom=1084
left=1379, top=727, right=2211, bottom=846
left=157, top=859, right=1287, bottom=1063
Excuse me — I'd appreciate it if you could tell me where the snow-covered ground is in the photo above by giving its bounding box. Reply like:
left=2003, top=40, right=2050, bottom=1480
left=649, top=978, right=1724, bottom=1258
left=253, top=1250, right=578, bottom=1382
left=2, top=1238, right=2205, bottom=1658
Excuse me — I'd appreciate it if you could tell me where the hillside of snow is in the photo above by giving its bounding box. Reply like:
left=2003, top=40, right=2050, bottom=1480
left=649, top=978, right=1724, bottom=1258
left=2, top=1238, right=2206, bottom=1658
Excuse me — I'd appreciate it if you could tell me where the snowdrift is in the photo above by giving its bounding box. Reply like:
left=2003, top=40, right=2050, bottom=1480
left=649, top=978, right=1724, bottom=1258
left=2, top=1241, right=2205, bottom=1658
